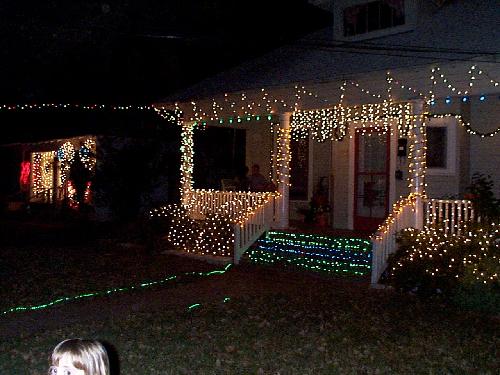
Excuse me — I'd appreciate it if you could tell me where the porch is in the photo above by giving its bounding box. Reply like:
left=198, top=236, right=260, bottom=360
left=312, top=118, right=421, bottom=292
left=155, top=61, right=497, bottom=282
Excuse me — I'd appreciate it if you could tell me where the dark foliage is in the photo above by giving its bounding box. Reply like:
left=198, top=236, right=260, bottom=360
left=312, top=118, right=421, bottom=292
left=381, top=222, right=500, bottom=314
left=465, top=172, right=500, bottom=220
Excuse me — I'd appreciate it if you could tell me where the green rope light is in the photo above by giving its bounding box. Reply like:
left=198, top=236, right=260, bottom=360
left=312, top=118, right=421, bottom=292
left=2, top=264, right=232, bottom=316
left=187, top=303, right=201, bottom=311
left=186, top=297, right=231, bottom=312
left=248, top=231, right=372, bottom=276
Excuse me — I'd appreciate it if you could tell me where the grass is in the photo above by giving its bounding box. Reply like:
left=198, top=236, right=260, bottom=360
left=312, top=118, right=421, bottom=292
left=1, top=275, right=499, bottom=375
left=1, top=223, right=499, bottom=374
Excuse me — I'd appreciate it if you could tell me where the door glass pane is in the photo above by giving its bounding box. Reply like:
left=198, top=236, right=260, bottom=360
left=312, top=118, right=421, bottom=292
left=358, top=133, right=387, bottom=173
left=356, top=174, right=386, bottom=218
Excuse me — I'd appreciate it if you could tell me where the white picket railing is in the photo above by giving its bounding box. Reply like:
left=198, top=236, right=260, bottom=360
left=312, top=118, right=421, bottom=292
left=371, top=195, right=417, bottom=285
left=184, top=189, right=278, bottom=263
left=233, top=197, right=276, bottom=263
left=371, top=196, right=477, bottom=285
left=424, top=198, right=475, bottom=235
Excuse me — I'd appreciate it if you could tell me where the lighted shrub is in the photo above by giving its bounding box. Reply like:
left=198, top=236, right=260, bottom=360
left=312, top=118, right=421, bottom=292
left=151, top=204, right=234, bottom=257
left=381, top=223, right=500, bottom=300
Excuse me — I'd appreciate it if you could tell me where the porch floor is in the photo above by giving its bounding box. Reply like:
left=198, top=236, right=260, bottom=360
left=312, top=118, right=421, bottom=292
left=286, top=219, right=373, bottom=240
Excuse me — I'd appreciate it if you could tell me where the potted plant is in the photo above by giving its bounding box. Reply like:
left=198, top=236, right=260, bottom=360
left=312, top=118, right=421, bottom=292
left=297, top=177, right=331, bottom=227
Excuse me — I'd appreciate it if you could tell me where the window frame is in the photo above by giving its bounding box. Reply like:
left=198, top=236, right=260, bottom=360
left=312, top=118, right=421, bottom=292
left=343, top=0, right=406, bottom=38
left=335, top=0, right=416, bottom=42
left=426, top=116, right=457, bottom=176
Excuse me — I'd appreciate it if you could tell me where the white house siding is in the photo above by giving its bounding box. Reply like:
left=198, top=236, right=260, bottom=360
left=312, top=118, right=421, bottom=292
left=312, top=140, right=332, bottom=200
left=469, top=98, right=500, bottom=198
left=425, top=100, right=462, bottom=199
left=244, top=121, right=273, bottom=182
left=331, top=138, right=350, bottom=229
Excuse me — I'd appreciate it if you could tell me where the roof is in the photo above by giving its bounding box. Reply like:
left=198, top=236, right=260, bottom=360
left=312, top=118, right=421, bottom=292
left=161, top=0, right=499, bottom=104
left=0, top=108, right=175, bottom=146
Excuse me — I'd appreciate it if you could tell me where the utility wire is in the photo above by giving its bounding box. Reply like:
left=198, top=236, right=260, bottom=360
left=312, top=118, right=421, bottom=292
left=325, top=39, right=498, bottom=56
left=293, top=42, right=500, bottom=65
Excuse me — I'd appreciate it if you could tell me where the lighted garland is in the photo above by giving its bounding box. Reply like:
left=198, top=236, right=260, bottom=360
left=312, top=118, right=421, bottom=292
left=180, top=122, right=195, bottom=205
left=79, top=138, right=97, bottom=171
left=275, top=127, right=292, bottom=187
left=2, top=264, right=232, bottom=316
left=152, top=192, right=276, bottom=258
left=426, top=113, right=500, bottom=138
left=0, top=102, right=180, bottom=123
left=407, top=116, right=427, bottom=195
left=57, top=141, right=76, bottom=183
left=290, top=102, right=413, bottom=142
left=372, top=194, right=418, bottom=241
left=32, top=151, right=56, bottom=197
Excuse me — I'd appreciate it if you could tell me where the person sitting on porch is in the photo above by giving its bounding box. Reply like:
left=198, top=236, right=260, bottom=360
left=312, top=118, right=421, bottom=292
left=248, top=164, right=275, bottom=192
left=234, top=165, right=250, bottom=191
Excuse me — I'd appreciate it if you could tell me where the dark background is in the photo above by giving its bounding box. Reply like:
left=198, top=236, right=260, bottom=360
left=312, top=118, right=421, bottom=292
left=0, top=1, right=331, bottom=206
left=0, top=0, right=331, bottom=105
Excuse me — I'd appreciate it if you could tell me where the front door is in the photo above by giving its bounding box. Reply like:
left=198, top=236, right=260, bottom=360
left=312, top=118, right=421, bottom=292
left=354, top=129, right=390, bottom=232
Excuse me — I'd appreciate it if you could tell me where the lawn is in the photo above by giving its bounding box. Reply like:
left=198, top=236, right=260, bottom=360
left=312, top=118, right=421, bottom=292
left=1, top=222, right=499, bottom=374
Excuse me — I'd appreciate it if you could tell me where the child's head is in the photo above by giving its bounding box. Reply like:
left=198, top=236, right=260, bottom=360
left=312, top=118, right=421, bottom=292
left=49, top=339, right=110, bottom=375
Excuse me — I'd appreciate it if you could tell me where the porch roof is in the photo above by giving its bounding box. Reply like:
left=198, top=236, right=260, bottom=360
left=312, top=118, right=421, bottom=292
left=156, top=0, right=499, bottom=121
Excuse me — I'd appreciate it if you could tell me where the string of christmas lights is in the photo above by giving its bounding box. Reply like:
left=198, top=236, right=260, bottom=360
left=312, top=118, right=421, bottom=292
left=2, top=264, right=232, bottom=316
left=426, top=113, right=500, bottom=138
left=246, top=231, right=371, bottom=276
left=387, top=223, right=499, bottom=286
left=372, top=194, right=418, bottom=241
left=0, top=102, right=180, bottom=123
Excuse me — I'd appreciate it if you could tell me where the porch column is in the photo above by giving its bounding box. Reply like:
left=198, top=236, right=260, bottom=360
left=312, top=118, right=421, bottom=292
left=180, top=121, right=194, bottom=207
left=276, top=112, right=291, bottom=229
left=409, top=100, right=426, bottom=229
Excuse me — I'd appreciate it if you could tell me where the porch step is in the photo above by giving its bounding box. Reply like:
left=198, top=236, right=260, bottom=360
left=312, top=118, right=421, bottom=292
left=244, top=230, right=372, bottom=276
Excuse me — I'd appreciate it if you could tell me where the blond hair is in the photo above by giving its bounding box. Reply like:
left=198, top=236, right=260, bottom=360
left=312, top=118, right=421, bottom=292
left=51, top=339, right=110, bottom=375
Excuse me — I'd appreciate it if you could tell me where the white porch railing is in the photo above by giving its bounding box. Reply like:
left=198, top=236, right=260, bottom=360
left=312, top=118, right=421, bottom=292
left=184, top=189, right=279, bottom=263
left=424, top=198, right=475, bottom=235
left=371, top=195, right=417, bottom=285
left=371, top=196, right=476, bottom=285
left=233, top=196, right=276, bottom=263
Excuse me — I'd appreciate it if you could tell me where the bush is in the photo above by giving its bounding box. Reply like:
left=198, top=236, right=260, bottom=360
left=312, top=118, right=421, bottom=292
left=465, top=173, right=500, bottom=220
left=451, top=284, right=500, bottom=315
left=152, top=204, right=234, bottom=257
left=381, top=222, right=500, bottom=305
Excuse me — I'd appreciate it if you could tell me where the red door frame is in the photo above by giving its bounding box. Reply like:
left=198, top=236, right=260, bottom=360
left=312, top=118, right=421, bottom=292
left=353, top=128, right=390, bottom=232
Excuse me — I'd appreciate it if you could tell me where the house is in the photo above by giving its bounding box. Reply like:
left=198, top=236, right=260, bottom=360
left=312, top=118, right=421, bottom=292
left=0, top=107, right=180, bottom=221
left=153, top=0, right=499, bottom=280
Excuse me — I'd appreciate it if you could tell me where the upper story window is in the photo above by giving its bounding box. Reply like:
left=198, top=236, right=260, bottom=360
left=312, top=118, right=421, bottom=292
left=343, top=0, right=405, bottom=37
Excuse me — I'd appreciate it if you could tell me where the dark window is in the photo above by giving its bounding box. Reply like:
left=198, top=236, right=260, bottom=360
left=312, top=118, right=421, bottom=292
left=344, top=0, right=405, bottom=37
left=426, top=127, right=447, bottom=169
left=193, top=127, right=246, bottom=190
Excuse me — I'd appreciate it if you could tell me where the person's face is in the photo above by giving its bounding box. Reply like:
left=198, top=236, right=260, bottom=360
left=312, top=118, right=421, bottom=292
left=49, top=354, right=85, bottom=375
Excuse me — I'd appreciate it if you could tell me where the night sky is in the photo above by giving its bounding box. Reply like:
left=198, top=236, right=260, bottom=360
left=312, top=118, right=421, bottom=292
left=1, top=1, right=332, bottom=104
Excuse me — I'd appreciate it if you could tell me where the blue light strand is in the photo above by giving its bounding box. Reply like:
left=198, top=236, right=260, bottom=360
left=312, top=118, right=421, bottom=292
left=246, top=249, right=370, bottom=275
left=257, top=239, right=371, bottom=264
left=247, top=232, right=372, bottom=275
